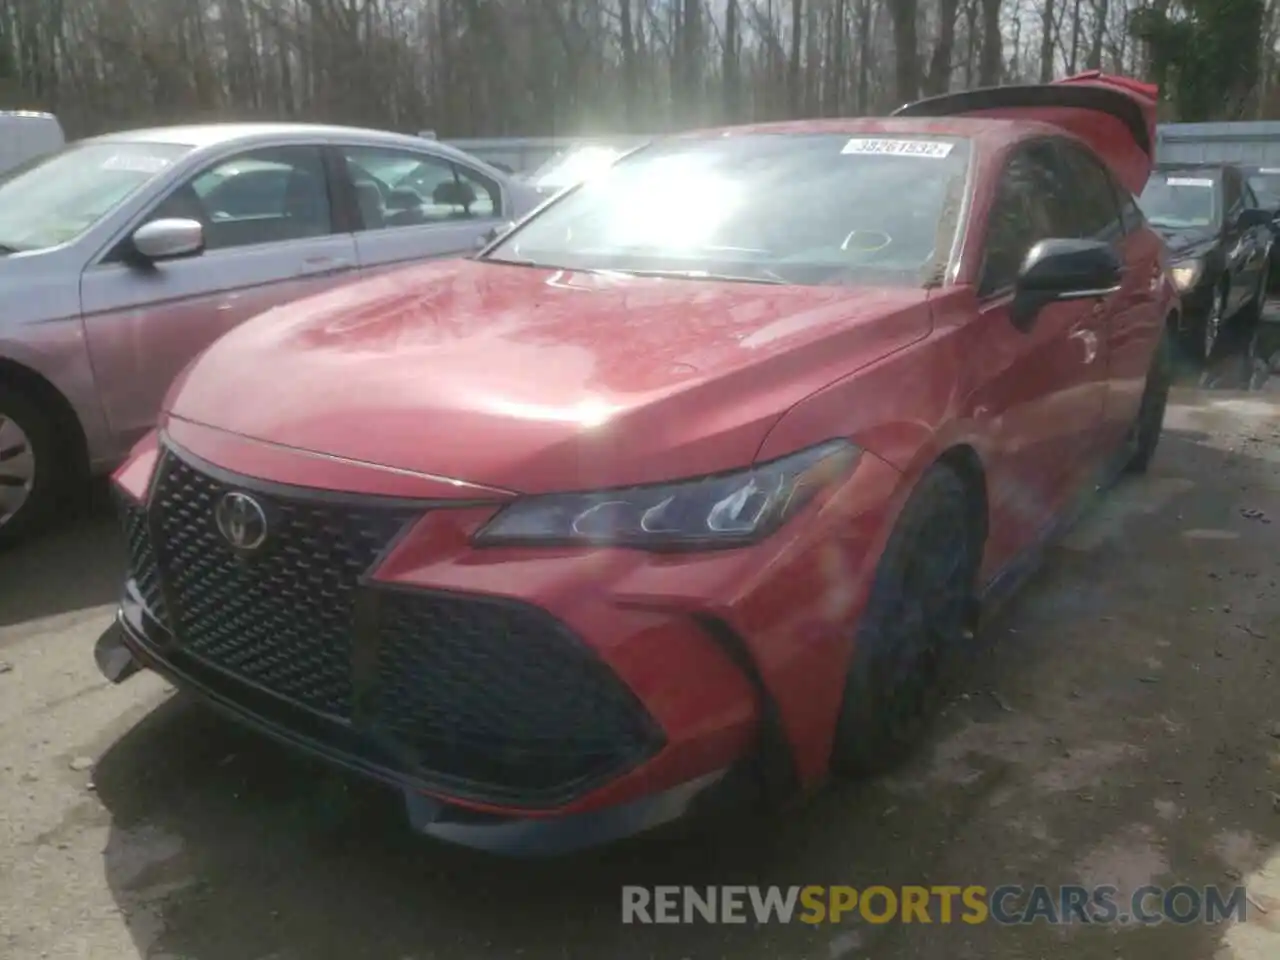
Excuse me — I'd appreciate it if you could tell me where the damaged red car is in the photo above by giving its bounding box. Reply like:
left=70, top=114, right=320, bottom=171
left=98, top=73, right=1178, bottom=855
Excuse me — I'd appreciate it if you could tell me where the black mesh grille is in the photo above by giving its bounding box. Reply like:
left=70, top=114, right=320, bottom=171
left=370, top=590, right=661, bottom=798
left=150, top=451, right=415, bottom=720
left=117, top=493, right=168, bottom=627
left=119, top=444, right=664, bottom=805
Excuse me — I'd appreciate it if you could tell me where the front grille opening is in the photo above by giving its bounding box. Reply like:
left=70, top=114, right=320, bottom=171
left=122, top=443, right=664, bottom=806
left=371, top=589, right=663, bottom=800
left=150, top=451, right=417, bottom=720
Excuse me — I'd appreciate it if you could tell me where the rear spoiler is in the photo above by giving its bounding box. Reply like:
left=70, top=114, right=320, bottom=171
left=892, top=72, right=1156, bottom=157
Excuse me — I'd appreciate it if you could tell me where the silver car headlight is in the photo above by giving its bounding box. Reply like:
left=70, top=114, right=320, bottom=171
left=1169, top=259, right=1203, bottom=291
left=475, top=439, right=861, bottom=549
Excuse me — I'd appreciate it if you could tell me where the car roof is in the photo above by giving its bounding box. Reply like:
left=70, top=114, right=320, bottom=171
left=79, top=122, right=480, bottom=162
left=675, top=115, right=1062, bottom=150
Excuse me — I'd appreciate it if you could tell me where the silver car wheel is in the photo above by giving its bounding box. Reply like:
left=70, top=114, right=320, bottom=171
left=0, top=413, right=36, bottom=528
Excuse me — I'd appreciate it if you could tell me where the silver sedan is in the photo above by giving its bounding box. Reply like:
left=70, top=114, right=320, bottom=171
left=0, top=123, right=540, bottom=544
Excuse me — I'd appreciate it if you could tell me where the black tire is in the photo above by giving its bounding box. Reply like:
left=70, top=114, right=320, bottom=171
left=1126, top=327, right=1174, bottom=474
left=830, top=464, right=982, bottom=777
left=1240, top=267, right=1268, bottom=328
left=1192, top=284, right=1228, bottom=365
left=0, top=384, right=64, bottom=547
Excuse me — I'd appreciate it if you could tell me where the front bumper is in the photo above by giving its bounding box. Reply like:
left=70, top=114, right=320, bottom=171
left=99, top=587, right=730, bottom=855
left=102, top=427, right=901, bottom=851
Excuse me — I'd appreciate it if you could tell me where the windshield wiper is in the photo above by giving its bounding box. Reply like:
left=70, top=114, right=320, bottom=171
left=606, top=267, right=787, bottom=285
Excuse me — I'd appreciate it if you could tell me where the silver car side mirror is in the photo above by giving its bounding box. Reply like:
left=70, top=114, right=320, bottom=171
left=474, top=221, right=515, bottom=251
left=132, top=218, right=204, bottom=262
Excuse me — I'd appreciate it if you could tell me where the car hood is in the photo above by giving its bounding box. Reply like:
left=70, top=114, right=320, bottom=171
left=166, top=259, right=932, bottom=493
left=1153, top=224, right=1218, bottom=257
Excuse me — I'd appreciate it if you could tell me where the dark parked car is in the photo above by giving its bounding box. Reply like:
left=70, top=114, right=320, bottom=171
left=1241, top=164, right=1280, bottom=288
left=1137, top=162, right=1272, bottom=362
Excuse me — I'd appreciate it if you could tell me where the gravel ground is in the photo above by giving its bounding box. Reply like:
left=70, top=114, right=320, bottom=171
left=1, top=333, right=1279, bottom=960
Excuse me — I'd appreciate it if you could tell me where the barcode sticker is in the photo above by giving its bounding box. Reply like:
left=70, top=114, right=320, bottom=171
left=841, top=138, right=954, bottom=158
left=1166, top=176, right=1213, bottom=187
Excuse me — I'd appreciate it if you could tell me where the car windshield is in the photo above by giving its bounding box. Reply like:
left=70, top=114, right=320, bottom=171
left=530, top=145, right=628, bottom=192
left=484, top=133, right=971, bottom=286
left=0, top=141, right=191, bottom=253
left=1248, top=170, right=1280, bottom=209
left=1139, top=172, right=1218, bottom=229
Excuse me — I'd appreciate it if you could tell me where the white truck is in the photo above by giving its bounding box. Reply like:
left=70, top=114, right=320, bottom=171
left=0, top=111, right=65, bottom=175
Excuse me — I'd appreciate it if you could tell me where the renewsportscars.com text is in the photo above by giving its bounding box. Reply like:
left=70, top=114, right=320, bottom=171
left=621, top=884, right=1249, bottom=926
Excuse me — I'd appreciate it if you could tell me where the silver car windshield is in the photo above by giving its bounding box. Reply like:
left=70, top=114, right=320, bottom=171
left=484, top=132, right=972, bottom=286
left=0, top=141, right=192, bottom=253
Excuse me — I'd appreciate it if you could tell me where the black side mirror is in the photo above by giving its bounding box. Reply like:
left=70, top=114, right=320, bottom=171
left=1237, top=208, right=1271, bottom=230
left=1010, top=238, right=1122, bottom=331
left=474, top=221, right=516, bottom=251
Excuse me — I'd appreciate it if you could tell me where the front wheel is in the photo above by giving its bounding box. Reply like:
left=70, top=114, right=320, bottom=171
left=1126, top=328, right=1173, bottom=474
left=1240, top=266, right=1269, bottom=328
left=0, top=385, right=64, bottom=547
left=1195, top=286, right=1228, bottom=364
left=830, top=464, right=982, bottom=776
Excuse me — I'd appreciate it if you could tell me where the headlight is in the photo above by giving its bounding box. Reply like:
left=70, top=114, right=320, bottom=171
left=475, top=439, right=861, bottom=549
left=1169, top=260, right=1202, bottom=291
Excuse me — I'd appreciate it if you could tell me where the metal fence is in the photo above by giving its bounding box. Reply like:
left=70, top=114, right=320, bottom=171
left=1155, top=122, right=1280, bottom=166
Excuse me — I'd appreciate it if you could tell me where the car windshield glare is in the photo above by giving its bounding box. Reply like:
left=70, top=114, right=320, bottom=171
left=1139, top=173, right=1217, bottom=229
left=0, top=141, right=192, bottom=252
left=485, top=133, right=972, bottom=286
left=531, top=145, right=627, bottom=192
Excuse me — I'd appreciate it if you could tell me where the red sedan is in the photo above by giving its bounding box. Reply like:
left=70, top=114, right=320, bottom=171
left=98, top=72, right=1177, bottom=855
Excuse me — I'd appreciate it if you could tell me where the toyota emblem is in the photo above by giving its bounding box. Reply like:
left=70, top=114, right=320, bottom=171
left=214, top=491, right=269, bottom=550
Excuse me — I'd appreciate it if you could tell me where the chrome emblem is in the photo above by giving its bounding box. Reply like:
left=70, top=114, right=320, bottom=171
left=214, top=491, right=268, bottom=550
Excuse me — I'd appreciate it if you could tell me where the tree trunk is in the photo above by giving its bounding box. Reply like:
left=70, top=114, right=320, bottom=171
left=723, top=0, right=739, bottom=121
left=978, top=0, right=1002, bottom=85
left=788, top=0, right=801, bottom=114
left=1086, top=0, right=1107, bottom=70
left=1039, top=0, right=1055, bottom=81
left=926, top=0, right=959, bottom=94
left=887, top=0, right=920, bottom=104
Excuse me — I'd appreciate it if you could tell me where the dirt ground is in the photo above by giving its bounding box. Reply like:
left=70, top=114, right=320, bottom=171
left=1, top=324, right=1279, bottom=960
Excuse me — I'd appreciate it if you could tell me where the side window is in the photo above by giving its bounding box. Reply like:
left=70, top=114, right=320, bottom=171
left=1117, top=188, right=1145, bottom=234
left=1054, top=142, right=1124, bottom=242
left=341, top=146, right=502, bottom=231
left=979, top=143, right=1065, bottom=297
left=1224, top=170, right=1243, bottom=219
left=1244, top=182, right=1260, bottom=209
left=149, top=146, right=332, bottom=251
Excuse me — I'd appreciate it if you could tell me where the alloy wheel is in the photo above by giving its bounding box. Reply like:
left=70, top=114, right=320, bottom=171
left=0, top=413, right=35, bottom=529
left=868, top=507, right=975, bottom=746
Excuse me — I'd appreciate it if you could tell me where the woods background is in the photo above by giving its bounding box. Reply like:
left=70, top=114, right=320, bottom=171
left=0, top=0, right=1276, bottom=140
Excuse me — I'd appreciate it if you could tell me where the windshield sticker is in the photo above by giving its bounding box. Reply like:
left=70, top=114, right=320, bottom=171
left=841, top=138, right=954, bottom=158
left=101, top=153, right=173, bottom=174
left=1166, top=176, right=1213, bottom=187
